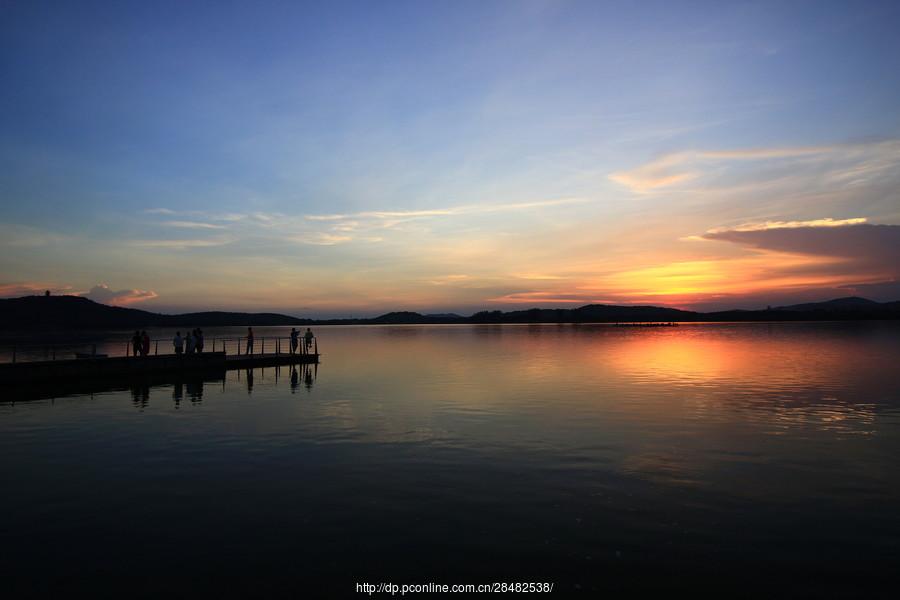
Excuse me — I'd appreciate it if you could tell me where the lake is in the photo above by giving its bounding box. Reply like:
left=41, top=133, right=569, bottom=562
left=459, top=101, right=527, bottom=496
left=2, top=322, right=899, bottom=596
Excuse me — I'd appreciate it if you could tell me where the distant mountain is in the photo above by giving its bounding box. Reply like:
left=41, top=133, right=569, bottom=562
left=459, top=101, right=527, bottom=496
left=1, top=294, right=899, bottom=331
left=370, top=311, right=438, bottom=324
left=0, top=295, right=310, bottom=331
left=775, top=297, right=881, bottom=311
left=707, top=296, right=900, bottom=321
left=470, top=304, right=697, bottom=323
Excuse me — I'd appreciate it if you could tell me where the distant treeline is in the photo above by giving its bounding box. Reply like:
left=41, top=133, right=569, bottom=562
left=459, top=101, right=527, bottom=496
left=1, top=294, right=899, bottom=331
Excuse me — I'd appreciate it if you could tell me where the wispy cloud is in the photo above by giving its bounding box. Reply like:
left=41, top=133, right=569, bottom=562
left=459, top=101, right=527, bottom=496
left=162, top=220, right=228, bottom=230
left=291, top=197, right=589, bottom=245
left=305, top=198, right=586, bottom=222
left=428, top=274, right=471, bottom=286
left=130, top=238, right=233, bottom=249
left=287, top=233, right=353, bottom=246
left=0, top=224, right=69, bottom=247
left=512, top=273, right=567, bottom=280
left=608, top=154, right=702, bottom=192
left=609, top=140, right=900, bottom=194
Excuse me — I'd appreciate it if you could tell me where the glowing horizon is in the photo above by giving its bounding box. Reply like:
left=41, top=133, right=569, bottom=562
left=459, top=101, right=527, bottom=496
left=2, top=2, right=899, bottom=317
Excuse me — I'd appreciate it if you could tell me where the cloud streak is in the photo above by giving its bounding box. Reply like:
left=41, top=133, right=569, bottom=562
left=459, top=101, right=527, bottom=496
left=706, top=217, right=868, bottom=233
left=609, top=140, right=900, bottom=194
left=133, top=197, right=588, bottom=249
left=162, top=220, right=228, bottom=230
left=305, top=198, right=587, bottom=222
left=130, top=238, right=234, bottom=249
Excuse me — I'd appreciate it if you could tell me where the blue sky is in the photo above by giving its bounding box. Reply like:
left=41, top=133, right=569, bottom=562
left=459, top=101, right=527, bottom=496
left=2, top=0, right=899, bottom=315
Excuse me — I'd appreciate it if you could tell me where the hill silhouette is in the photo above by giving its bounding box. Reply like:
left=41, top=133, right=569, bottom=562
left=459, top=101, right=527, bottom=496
left=0, top=295, right=311, bottom=331
left=1, top=294, right=899, bottom=331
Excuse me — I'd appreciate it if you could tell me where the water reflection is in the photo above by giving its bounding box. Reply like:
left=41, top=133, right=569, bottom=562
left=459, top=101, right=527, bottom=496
left=1, top=324, right=898, bottom=596
left=187, top=379, right=204, bottom=404
left=130, top=383, right=149, bottom=410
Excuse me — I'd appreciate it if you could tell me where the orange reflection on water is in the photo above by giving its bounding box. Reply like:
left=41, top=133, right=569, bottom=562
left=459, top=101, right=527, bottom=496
left=597, top=325, right=847, bottom=387
left=585, top=324, right=887, bottom=436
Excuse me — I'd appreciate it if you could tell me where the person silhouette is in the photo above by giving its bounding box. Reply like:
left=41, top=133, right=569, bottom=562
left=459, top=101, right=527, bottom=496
left=290, top=328, right=299, bottom=355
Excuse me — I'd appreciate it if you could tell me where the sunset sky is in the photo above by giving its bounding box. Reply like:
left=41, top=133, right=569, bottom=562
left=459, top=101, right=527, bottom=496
left=2, top=0, right=899, bottom=316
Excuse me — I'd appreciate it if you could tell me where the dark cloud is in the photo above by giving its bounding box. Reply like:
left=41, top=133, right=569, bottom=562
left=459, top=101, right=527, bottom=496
left=702, top=223, right=900, bottom=303
left=702, top=223, right=900, bottom=264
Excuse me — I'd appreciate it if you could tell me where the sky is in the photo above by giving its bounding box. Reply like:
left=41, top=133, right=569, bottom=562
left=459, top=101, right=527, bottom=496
left=1, top=0, right=899, bottom=317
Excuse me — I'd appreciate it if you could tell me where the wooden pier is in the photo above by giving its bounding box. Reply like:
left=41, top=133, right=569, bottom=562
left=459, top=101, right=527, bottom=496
left=0, top=349, right=319, bottom=385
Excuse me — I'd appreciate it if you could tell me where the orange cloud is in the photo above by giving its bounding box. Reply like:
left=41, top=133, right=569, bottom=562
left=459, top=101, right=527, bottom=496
left=82, top=284, right=158, bottom=306
left=706, top=217, right=867, bottom=233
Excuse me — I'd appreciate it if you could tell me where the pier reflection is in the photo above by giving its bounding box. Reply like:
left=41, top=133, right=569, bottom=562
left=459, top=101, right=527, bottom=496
left=131, top=383, right=149, bottom=410
left=2, top=367, right=227, bottom=405
left=289, top=362, right=317, bottom=393
left=2, top=363, right=319, bottom=406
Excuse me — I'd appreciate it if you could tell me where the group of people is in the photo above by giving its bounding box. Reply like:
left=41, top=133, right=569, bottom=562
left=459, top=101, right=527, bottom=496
left=131, top=331, right=151, bottom=356
left=131, top=327, right=314, bottom=357
left=173, top=329, right=205, bottom=354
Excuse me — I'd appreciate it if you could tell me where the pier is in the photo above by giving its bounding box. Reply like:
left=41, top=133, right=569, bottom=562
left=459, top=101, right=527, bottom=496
left=0, top=336, right=319, bottom=385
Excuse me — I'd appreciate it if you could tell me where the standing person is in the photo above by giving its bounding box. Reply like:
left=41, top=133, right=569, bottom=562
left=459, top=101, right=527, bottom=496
left=186, top=329, right=196, bottom=354
left=131, top=331, right=141, bottom=357
left=196, top=329, right=204, bottom=354
left=290, top=328, right=299, bottom=355
left=304, top=327, right=314, bottom=352
left=246, top=327, right=254, bottom=355
left=173, top=331, right=183, bottom=355
left=141, top=331, right=150, bottom=357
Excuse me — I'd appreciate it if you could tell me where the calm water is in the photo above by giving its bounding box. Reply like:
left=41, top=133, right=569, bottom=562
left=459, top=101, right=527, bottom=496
left=2, top=323, right=900, bottom=597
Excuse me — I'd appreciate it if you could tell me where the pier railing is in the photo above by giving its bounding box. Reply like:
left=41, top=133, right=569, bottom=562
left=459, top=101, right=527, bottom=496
left=204, top=336, right=318, bottom=357
left=0, top=336, right=317, bottom=364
